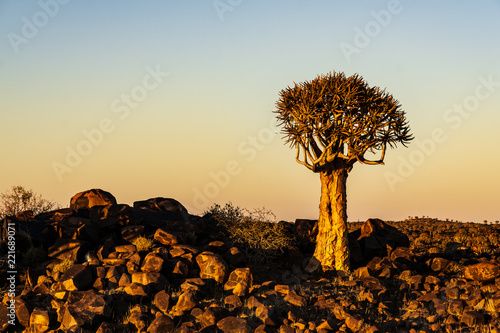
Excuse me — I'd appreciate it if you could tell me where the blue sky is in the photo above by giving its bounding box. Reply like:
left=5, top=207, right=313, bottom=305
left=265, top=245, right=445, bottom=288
left=1, top=1, right=499, bottom=222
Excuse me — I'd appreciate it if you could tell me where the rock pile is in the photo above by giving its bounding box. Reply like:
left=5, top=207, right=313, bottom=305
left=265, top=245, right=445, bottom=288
left=0, top=189, right=500, bottom=332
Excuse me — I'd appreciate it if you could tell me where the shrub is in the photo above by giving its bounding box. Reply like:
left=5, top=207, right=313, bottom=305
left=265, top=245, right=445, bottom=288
left=52, top=258, right=74, bottom=274
left=22, top=243, right=47, bottom=267
left=0, top=185, right=58, bottom=219
left=132, top=236, right=155, bottom=252
left=204, top=203, right=294, bottom=263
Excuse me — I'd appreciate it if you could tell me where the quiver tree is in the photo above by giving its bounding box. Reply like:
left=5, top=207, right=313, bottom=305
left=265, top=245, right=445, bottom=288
left=275, top=72, right=413, bottom=272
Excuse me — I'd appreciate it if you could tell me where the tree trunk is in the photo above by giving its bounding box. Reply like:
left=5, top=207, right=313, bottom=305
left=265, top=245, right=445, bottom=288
left=312, top=167, right=350, bottom=272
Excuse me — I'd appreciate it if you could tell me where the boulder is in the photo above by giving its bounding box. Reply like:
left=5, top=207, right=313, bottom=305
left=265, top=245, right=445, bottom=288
left=154, top=290, right=171, bottom=313
left=133, top=197, right=187, bottom=213
left=217, top=316, right=252, bottom=333
left=131, top=272, right=168, bottom=291
left=171, top=289, right=197, bottom=316
left=65, top=290, right=111, bottom=324
left=29, top=308, right=50, bottom=332
left=141, top=253, right=165, bottom=273
left=196, top=251, right=229, bottom=284
left=464, top=262, right=500, bottom=282
left=200, top=306, right=230, bottom=328
left=90, top=204, right=134, bottom=229
left=126, top=305, right=152, bottom=332
left=428, top=257, right=451, bottom=272
left=154, top=228, right=180, bottom=246
left=14, top=296, right=31, bottom=327
left=461, top=310, right=484, bottom=327
left=284, top=290, right=307, bottom=307
left=121, top=225, right=145, bottom=243
left=147, top=314, right=175, bottom=333
left=70, top=189, right=116, bottom=211
left=224, top=295, right=243, bottom=310
left=48, top=238, right=88, bottom=261
left=224, top=268, right=253, bottom=296
left=352, top=219, right=410, bottom=261
left=124, top=282, right=149, bottom=296
left=60, top=264, right=93, bottom=291
left=55, top=216, right=99, bottom=243
left=294, top=219, right=318, bottom=252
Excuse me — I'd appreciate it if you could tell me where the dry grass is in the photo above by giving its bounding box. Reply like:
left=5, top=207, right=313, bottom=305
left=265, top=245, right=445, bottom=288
left=132, top=236, right=155, bottom=252
left=204, top=203, right=294, bottom=263
left=52, top=258, right=74, bottom=274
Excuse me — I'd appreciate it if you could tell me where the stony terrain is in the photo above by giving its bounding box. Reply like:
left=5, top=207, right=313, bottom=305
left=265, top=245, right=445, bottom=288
left=1, top=189, right=500, bottom=332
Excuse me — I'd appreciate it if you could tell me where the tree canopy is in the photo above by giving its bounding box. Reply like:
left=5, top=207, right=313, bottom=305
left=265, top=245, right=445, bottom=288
left=275, top=72, right=413, bottom=173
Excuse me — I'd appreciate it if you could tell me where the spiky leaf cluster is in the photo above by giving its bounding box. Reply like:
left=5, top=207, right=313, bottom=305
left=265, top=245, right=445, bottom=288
left=275, top=72, right=413, bottom=172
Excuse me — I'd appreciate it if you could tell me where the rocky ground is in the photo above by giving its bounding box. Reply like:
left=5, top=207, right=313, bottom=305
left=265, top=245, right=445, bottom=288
left=1, top=189, right=500, bottom=333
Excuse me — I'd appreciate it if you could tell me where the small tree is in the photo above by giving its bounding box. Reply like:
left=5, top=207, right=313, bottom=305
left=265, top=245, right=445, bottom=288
left=275, top=72, right=413, bottom=272
left=0, top=186, right=57, bottom=219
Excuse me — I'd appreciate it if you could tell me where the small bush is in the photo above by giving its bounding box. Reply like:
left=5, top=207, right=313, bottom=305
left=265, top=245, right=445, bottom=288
left=204, top=203, right=294, bottom=263
left=23, top=243, right=46, bottom=267
left=52, top=258, right=74, bottom=274
left=132, top=236, right=155, bottom=252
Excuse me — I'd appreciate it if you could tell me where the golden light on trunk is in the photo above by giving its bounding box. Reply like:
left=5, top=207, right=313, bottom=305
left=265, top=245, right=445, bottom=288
left=314, top=168, right=350, bottom=272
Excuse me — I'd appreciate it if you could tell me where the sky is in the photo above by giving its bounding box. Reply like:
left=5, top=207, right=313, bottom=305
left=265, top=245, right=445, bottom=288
left=1, top=0, right=499, bottom=223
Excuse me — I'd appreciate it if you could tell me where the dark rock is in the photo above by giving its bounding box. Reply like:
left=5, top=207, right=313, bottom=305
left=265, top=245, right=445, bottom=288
left=196, top=251, right=229, bottom=284
left=464, top=262, right=500, bottom=282
left=70, top=189, right=116, bottom=211
left=294, top=219, right=318, bottom=252
left=352, top=219, right=410, bottom=261
left=55, top=216, right=99, bottom=243
left=390, top=247, right=413, bottom=263
left=29, top=308, right=50, bottom=332
left=171, top=290, right=197, bottom=316
left=14, top=296, right=31, bottom=327
left=131, top=272, right=168, bottom=291
left=90, top=204, right=134, bottom=229
left=154, top=290, right=171, bottom=313
left=428, top=257, right=451, bottom=272
left=141, top=253, right=165, bottom=273
left=180, top=278, right=205, bottom=293
left=224, top=295, right=243, bottom=310
left=200, top=306, right=230, bottom=328
left=147, top=314, right=175, bottom=333
left=1, top=216, right=48, bottom=245
left=448, top=299, right=465, bottom=316
left=60, top=264, right=92, bottom=291
left=134, top=197, right=187, bottom=213
left=96, top=322, right=115, bottom=333
left=461, top=310, right=484, bottom=327
left=217, top=316, right=252, bottom=333
left=284, top=290, right=307, bottom=307
left=126, top=304, right=152, bottom=331
left=121, top=225, right=145, bottom=243
left=279, top=325, right=295, bottom=333
left=354, top=266, right=372, bottom=279
left=154, top=228, right=180, bottom=246
left=61, top=290, right=111, bottom=329
left=345, top=314, right=364, bottom=332
left=124, top=282, right=149, bottom=296
left=170, top=259, right=189, bottom=278
left=224, top=268, right=253, bottom=296
left=48, top=238, right=88, bottom=261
